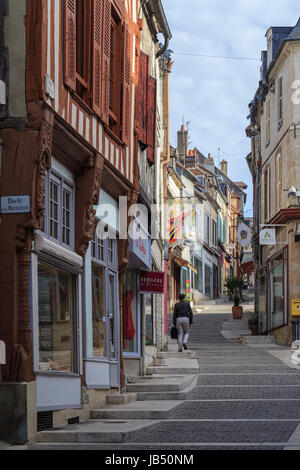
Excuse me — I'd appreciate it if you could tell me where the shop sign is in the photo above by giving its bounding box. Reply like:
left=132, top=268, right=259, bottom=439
left=139, top=271, right=164, bottom=293
left=260, top=228, right=276, bottom=245
left=0, top=195, right=30, bottom=214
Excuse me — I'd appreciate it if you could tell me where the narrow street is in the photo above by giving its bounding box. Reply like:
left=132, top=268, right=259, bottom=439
left=28, top=308, right=300, bottom=451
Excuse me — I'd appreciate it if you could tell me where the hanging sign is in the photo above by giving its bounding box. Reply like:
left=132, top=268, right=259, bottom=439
left=237, top=221, right=253, bottom=249
left=139, top=271, right=164, bottom=293
left=260, top=228, right=276, bottom=245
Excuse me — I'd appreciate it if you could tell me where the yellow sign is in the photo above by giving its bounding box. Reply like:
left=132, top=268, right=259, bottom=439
left=291, top=299, right=300, bottom=316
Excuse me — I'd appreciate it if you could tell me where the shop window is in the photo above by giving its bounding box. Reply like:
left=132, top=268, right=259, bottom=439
left=123, top=271, right=138, bottom=355
left=271, top=261, right=284, bottom=329
left=91, top=265, right=107, bottom=358
left=38, top=260, right=77, bottom=373
left=145, top=294, right=154, bottom=346
left=45, top=171, right=75, bottom=249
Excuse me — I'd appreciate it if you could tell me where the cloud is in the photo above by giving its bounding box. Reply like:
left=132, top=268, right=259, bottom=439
left=163, top=0, right=300, bottom=214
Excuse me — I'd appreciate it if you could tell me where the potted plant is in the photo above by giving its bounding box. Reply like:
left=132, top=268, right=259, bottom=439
left=248, top=313, right=258, bottom=335
left=224, top=276, right=245, bottom=319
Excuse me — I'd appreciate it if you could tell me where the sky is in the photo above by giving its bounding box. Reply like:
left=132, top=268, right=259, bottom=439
left=163, top=0, right=300, bottom=216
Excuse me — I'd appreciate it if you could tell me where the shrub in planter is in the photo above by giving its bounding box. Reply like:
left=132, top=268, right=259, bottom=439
left=248, top=313, right=258, bottom=335
left=224, top=276, right=245, bottom=319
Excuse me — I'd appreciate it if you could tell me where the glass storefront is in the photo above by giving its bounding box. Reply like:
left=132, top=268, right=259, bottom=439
left=38, top=260, right=77, bottom=373
left=145, top=294, right=154, bottom=346
left=193, top=256, right=203, bottom=293
left=123, top=271, right=138, bottom=354
left=258, top=274, right=267, bottom=333
left=205, top=264, right=211, bottom=298
left=271, top=260, right=284, bottom=329
left=91, top=265, right=106, bottom=357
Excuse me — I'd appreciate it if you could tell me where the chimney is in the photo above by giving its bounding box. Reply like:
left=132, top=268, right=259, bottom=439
left=177, top=125, right=188, bottom=160
left=221, top=159, right=228, bottom=176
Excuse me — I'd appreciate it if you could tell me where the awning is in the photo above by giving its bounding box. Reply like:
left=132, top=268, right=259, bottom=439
left=173, top=256, right=198, bottom=274
left=241, top=261, right=254, bottom=274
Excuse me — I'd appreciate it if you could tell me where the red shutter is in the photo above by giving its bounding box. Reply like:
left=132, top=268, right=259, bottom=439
left=122, top=23, right=132, bottom=146
left=64, top=0, right=76, bottom=90
left=147, top=76, right=156, bottom=164
left=92, top=0, right=103, bottom=116
left=137, top=52, right=149, bottom=145
left=101, top=0, right=111, bottom=125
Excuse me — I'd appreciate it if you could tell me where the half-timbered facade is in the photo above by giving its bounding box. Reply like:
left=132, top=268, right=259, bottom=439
left=0, top=0, right=171, bottom=444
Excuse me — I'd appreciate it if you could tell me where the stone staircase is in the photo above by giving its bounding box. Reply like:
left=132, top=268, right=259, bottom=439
left=34, top=347, right=198, bottom=445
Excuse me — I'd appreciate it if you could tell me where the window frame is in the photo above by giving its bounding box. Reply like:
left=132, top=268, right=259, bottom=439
left=32, top=252, right=82, bottom=376
left=265, top=98, right=271, bottom=146
left=44, top=169, right=75, bottom=251
left=75, top=0, right=92, bottom=105
left=278, top=76, right=283, bottom=128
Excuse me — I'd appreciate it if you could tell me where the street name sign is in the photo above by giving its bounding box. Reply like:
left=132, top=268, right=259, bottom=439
left=0, top=195, right=30, bottom=214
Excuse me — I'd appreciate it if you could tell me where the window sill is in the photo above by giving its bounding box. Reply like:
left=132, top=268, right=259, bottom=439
left=71, top=91, right=94, bottom=116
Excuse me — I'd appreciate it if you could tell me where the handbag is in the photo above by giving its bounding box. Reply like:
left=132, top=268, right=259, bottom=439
left=170, top=326, right=178, bottom=339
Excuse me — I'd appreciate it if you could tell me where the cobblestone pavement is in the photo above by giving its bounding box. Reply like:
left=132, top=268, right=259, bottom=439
left=30, top=312, right=300, bottom=451
left=122, top=313, right=300, bottom=450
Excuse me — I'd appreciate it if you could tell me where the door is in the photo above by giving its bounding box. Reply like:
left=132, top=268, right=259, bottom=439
left=107, top=271, right=119, bottom=387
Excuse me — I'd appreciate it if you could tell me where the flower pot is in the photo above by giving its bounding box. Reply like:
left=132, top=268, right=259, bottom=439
left=232, top=306, right=243, bottom=319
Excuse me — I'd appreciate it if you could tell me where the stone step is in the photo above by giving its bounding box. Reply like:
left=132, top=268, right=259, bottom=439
left=157, top=351, right=196, bottom=359
left=126, top=374, right=196, bottom=393
left=146, top=366, right=199, bottom=375
left=135, top=377, right=197, bottom=401
left=106, top=393, right=137, bottom=405
left=36, top=420, right=159, bottom=444
left=91, top=401, right=181, bottom=420
left=243, top=336, right=276, bottom=344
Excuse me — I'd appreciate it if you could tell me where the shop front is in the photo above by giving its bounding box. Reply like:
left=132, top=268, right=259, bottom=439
left=123, top=225, right=152, bottom=377
left=84, top=190, right=120, bottom=391
left=31, top=160, right=83, bottom=411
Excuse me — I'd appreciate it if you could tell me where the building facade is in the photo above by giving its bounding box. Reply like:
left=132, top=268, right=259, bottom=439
left=0, top=0, right=171, bottom=444
left=246, top=18, right=300, bottom=344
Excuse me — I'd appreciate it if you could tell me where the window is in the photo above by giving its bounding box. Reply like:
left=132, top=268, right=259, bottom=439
left=263, top=166, right=270, bottom=222
left=90, top=226, right=118, bottom=358
left=108, top=10, right=122, bottom=134
left=212, top=220, right=217, bottom=246
left=38, top=260, right=77, bottom=373
left=278, top=77, right=283, bottom=125
left=75, top=0, right=91, bottom=102
left=45, top=171, right=75, bottom=249
left=275, top=153, right=282, bottom=213
left=123, top=271, right=138, bottom=354
left=204, top=213, right=210, bottom=245
left=64, top=0, right=131, bottom=145
left=266, top=98, right=270, bottom=145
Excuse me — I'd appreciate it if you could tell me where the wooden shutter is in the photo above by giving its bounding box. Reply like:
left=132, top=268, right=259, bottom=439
left=137, top=52, right=149, bottom=145
left=64, top=0, right=76, bottom=90
left=101, top=0, right=111, bottom=125
left=122, top=24, right=132, bottom=146
left=146, top=76, right=156, bottom=164
left=92, top=0, right=103, bottom=116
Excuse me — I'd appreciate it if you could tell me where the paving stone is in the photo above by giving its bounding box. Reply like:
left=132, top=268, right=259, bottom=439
left=127, top=421, right=298, bottom=443
left=167, top=401, right=300, bottom=420
left=187, top=386, right=300, bottom=400
left=197, top=374, right=300, bottom=386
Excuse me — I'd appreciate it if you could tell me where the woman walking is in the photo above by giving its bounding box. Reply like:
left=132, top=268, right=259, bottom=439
left=172, top=293, right=193, bottom=352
